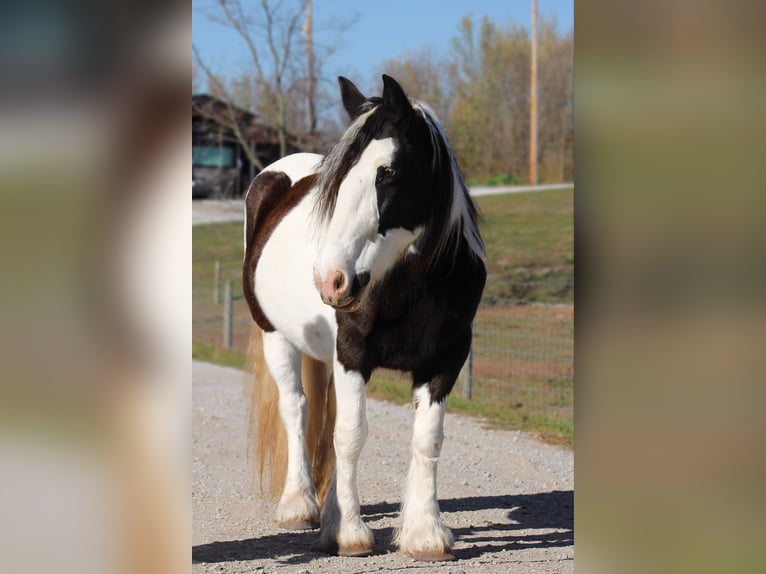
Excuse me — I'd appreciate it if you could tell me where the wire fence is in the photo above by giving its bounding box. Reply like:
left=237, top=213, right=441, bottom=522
left=470, top=302, right=573, bottom=423
left=193, top=270, right=573, bottom=427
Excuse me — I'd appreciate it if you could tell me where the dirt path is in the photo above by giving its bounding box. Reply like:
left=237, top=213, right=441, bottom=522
left=192, top=361, right=572, bottom=573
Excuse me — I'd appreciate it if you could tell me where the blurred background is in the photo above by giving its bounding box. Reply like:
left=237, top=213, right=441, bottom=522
left=576, top=1, right=766, bottom=572
left=0, top=1, right=190, bottom=573
left=0, top=0, right=764, bottom=573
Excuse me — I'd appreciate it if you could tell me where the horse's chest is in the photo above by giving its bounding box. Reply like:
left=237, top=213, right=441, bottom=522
left=364, top=297, right=456, bottom=372
left=336, top=257, right=485, bottom=378
left=379, top=306, right=440, bottom=347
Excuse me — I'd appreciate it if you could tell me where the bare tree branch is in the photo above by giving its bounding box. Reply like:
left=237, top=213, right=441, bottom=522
left=193, top=43, right=265, bottom=170
left=196, top=0, right=357, bottom=159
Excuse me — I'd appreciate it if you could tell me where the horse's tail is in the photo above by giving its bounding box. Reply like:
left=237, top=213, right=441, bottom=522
left=245, top=324, right=336, bottom=505
left=302, top=350, right=336, bottom=506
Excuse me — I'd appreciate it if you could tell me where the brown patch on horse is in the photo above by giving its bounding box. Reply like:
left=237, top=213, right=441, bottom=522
left=242, top=172, right=318, bottom=331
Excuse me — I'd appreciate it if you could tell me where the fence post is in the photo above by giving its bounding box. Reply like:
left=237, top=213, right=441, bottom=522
left=461, top=345, right=473, bottom=400
left=213, top=260, right=221, bottom=304
left=223, top=280, right=233, bottom=349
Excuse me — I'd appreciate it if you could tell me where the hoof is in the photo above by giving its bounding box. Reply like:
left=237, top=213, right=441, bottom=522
left=277, top=518, right=319, bottom=530
left=338, top=546, right=373, bottom=557
left=409, top=551, right=456, bottom=562
left=313, top=542, right=373, bottom=557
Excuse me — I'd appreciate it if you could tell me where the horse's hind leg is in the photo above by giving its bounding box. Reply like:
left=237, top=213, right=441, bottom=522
left=318, top=362, right=374, bottom=556
left=262, top=331, right=320, bottom=529
left=395, top=383, right=455, bottom=561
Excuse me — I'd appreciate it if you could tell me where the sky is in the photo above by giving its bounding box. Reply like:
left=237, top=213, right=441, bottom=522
left=192, top=0, right=574, bottom=95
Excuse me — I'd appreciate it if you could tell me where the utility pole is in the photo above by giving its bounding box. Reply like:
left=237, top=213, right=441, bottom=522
left=305, top=0, right=317, bottom=145
left=529, top=0, right=538, bottom=185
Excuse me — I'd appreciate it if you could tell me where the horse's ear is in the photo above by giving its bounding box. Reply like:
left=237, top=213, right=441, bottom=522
left=381, top=74, right=412, bottom=125
left=338, top=76, right=367, bottom=120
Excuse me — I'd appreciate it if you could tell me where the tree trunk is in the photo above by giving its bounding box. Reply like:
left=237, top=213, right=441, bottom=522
left=306, top=0, right=317, bottom=143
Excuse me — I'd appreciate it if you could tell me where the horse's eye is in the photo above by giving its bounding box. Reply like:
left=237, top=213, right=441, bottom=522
left=376, top=166, right=396, bottom=184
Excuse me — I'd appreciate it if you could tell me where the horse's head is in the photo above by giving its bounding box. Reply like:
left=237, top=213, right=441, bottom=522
left=313, top=74, right=471, bottom=312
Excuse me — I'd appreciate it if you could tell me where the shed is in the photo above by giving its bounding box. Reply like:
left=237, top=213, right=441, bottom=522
left=192, top=94, right=296, bottom=198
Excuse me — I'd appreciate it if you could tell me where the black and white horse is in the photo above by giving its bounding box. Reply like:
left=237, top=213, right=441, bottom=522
left=242, top=75, right=486, bottom=561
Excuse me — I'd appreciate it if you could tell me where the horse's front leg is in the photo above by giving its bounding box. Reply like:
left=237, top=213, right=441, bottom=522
left=395, top=382, right=455, bottom=560
left=318, top=360, right=373, bottom=556
left=261, top=331, right=320, bottom=529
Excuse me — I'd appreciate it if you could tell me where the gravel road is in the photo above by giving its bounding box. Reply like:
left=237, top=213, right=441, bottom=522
left=192, top=199, right=247, bottom=225
left=192, top=360, right=573, bottom=573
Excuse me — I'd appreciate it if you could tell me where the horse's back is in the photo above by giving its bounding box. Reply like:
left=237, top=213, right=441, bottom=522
left=243, top=153, right=337, bottom=362
left=261, top=152, right=324, bottom=182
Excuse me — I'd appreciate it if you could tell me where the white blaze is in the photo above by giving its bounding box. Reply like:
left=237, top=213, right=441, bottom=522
left=314, top=137, right=417, bottom=288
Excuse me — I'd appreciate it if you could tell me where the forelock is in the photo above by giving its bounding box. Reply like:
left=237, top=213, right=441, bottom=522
left=315, top=105, right=381, bottom=222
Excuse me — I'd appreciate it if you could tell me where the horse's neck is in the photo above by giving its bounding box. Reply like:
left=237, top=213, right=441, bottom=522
left=374, top=238, right=483, bottom=314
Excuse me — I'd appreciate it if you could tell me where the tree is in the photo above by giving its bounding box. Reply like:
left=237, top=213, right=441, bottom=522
left=447, top=14, right=573, bottom=183
left=193, top=0, right=356, bottom=163
left=449, top=16, right=533, bottom=182
left=195, top=0, right=306, bottom=162
left=377, top=49, right=454, bottom=124
left=192, top=62, right=201, bottom=93
left=537, top=22, right=573, bottom=182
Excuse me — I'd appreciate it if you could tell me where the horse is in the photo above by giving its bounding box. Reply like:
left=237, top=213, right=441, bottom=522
left=242, top=74, right=486, bottom=561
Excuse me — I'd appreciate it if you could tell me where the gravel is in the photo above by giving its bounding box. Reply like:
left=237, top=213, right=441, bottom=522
left=192, top=361, right=573, bottom=573
left=192, top=199, right=247, bottom=225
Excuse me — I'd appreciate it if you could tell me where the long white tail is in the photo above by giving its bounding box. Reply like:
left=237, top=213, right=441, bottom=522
left=244, top=325, right=336, bottom=505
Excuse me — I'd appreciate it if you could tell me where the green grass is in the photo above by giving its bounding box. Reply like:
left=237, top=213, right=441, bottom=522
left=368, top=371, right=573, bottom=448
left=193, top=189, right=574, bottom=447
left=476, top=189, right=574, bottom=303
left=193, top=222, right=246, bottom=301
left=192, top=189, right=574, bottom=305
left=468, top=173, right=520, bottom=186
left=192, top=341, right=247, bottom=370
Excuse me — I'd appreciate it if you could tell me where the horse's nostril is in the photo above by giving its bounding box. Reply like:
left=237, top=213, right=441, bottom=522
left=350, top=271, right=370, bottom=298
left=356, top=271, right=371, bottom=289
left=333, top=272, right=346, bottom=292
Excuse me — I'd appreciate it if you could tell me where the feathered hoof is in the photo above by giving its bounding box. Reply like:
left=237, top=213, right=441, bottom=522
left=408, top=551, right=456, bottom=562
left=277, top=517, right=319, bottom=530
left=275, top=490, right=320, bottom=531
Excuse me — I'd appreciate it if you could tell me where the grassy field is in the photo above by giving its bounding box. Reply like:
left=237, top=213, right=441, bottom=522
left=193, top=189, right=574, bottom=447
left=478, top=189, right=574, bottom=303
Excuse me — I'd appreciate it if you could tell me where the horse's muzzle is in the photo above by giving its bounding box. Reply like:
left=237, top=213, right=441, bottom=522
left=314, top=269, right=370, bottom=311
